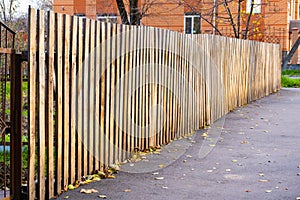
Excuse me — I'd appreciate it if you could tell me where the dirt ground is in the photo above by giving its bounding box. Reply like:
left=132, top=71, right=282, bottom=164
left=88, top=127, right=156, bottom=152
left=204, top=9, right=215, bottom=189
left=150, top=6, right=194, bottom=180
left=55, top=88, right=300, bottom=200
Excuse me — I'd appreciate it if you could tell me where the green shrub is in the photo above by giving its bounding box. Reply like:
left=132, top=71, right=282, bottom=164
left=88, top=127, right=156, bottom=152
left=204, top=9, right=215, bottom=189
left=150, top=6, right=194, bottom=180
left=281, top=76, right=300, bottom=87
left=282, top=69, right=300, bottom=76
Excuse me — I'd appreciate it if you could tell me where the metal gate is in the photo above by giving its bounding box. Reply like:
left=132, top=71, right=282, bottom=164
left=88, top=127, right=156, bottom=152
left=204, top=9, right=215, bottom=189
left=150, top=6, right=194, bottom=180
left=0, top=21, right=25, bottom=200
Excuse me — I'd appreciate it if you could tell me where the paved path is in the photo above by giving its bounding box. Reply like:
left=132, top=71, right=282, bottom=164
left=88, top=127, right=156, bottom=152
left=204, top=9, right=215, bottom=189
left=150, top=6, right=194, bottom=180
left=56, top=88, right=300, bottom=200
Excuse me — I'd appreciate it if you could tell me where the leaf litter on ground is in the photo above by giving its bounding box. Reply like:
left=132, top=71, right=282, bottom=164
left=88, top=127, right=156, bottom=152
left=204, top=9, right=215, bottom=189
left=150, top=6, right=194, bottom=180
left=80, top=188, right=98, bottom=194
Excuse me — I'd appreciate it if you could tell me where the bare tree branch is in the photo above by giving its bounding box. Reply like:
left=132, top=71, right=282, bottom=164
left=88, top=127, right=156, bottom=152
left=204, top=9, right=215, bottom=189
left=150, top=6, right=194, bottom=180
left=223, top=0, right=238, bottom=38
left=0, top=0, right=19, bottom=23
left=116, top=0, right=130, bottom=25
left=244, top=0, right=255, bottom=39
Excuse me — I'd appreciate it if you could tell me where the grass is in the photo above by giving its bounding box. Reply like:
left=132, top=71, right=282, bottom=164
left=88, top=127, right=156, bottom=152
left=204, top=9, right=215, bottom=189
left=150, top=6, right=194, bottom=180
left=281, top=75, right=300, bottom=87
left=281, top=70, right=300, bottom=88
left=0, top=146, right=29, bottom=174
left=282, top=69, right=300, bottom=76
left=3, top=81, right=28, bottom=116
left=5, top=81, right=28, bottom=100
left=0, top=135, right=28, bottom=143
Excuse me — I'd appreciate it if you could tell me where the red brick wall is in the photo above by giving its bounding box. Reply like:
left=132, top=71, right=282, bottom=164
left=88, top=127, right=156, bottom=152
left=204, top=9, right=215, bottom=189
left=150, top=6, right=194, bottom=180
left=53, top=0, right=74, bottom=15
left=74, top=0, right=86, bottom=13
left=53, top=0, right=299, bottom=51
left=141, top=1, right=184, bottom=32
left=53, top=0, right=185, bottom=32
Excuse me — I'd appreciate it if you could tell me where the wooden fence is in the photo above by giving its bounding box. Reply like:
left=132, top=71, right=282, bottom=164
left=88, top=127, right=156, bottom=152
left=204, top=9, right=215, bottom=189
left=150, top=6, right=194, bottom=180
left=27, top=8, right=281, bottom=199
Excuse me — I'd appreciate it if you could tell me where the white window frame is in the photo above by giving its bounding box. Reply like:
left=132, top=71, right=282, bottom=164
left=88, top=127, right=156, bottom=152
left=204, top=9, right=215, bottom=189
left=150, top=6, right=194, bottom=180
left=246, top=0, right=261, bottom=14
left=184, top=15, right=201, bottom=34
left=75, top=13, right=86, bottom=19
left=97, top=14, right=118, bottom=23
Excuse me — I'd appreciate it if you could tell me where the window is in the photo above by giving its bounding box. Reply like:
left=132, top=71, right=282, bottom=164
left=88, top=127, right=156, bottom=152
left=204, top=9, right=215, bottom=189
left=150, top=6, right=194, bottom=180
left=246, top=0, right=261, bottom=14
left=184, top=14, right=201, bottom=34
left=97, top=14, right=118, bottom=23
left=75, top=13, right=86, bottom=19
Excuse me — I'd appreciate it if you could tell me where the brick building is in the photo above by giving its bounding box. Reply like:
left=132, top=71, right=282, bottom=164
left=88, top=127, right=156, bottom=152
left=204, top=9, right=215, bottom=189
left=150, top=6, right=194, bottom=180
left=53, top=0, right=300, bottom=59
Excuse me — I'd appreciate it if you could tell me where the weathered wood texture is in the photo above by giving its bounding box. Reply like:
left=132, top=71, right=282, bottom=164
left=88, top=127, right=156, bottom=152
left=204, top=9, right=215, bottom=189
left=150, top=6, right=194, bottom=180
left=28, top=8, right=281, bottom=199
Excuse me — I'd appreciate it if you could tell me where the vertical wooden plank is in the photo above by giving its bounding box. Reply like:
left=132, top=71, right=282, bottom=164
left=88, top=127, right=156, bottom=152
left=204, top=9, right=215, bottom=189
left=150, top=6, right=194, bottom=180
left=172, top=31, right=178, bottom=138
left=205, top=36, right=211, bottom=125
left=156, top=28, right=161, bottom=146
left=111, top=22, right=117, bottom=164
left=145, top=27, right=151, bottom=148
left=181, top=34, right=186, bottom=135
left=149, top=27, right=156, bottom=147
left=193, top=34, right=199, bottom=130
left=76, top=17, right=83, bottom=179
left=70, top=16, right=78, bottom=184
left=143, top=26, right=147, bottom=148
left=177, top=33, right=183, bottom=137
left=89, top=19, right=95, bottom=173
left=46, top=10, right=55, bottom=199
left=114, top=23, right=120, bottom=163
left=173, top=32, right=179, bottom=136
left=105, top=22, right=111, bottom=166
left=37, top=9, right=46, bottom=200
left=161, top=29, right=167, bottom=144
left=115, top=24, right=122, bottom=162
left=83, top=18, right=90, bottom=174
left=63, top=14, right=71, bottom=189
left=140, top=27, right=145, bottom=149
left=133, top=26, right=139, bottom=151
left=165, top=30, right=171, bottom=141
left=160, top=28, right=165, bottom=144
left=131, top=26, right=137, bottom=152
left=100, top=22, right=106, bottom=170
left=169, top=30, right=174, bottom=138
left=109, top=23, right=115, bottom=165
left=119, top=24, right=126, bottom=161
left=120, top=25, right=126, bottom=159
left=28, top=8, right=37, bottom=200
left=145, top=27, right=149, bottom=148
left=123, top=25, right=131, bottom=157
left=55, top=12, right=63, bottom=195
left=94, top=21, right=101, bottom=170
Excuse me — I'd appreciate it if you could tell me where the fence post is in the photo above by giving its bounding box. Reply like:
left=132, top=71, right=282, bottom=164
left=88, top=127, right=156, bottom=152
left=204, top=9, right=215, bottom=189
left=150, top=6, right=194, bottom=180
left=10, top=52, right=23, bottom=200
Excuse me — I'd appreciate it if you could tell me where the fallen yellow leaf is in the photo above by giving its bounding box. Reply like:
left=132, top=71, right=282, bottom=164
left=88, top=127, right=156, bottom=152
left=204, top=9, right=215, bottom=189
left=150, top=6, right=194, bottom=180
left=159, top=164, right=166, bottom=168
left=107, top=175, right=115, bottom=179
left=258, top=179, right=269, bottom=182
left=201, top=133, right=208, bottom=138
left=68, top=184, right=76, bottom=190
left=80, top=189, right=98, bottom=194
left=98, top=195, right=107, bottom=199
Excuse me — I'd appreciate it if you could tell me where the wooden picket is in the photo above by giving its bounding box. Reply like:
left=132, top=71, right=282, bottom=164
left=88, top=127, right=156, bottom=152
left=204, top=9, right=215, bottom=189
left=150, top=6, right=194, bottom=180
left=28, top=8, right=282, bottom=199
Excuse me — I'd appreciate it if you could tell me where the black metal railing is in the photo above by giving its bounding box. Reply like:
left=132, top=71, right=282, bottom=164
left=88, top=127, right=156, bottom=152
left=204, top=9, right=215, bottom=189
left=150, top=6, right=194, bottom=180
left=0, top=20, right=15, bottom=199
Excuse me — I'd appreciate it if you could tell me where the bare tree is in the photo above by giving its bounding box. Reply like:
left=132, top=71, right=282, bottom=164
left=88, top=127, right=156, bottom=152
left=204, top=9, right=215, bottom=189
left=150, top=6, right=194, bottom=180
left=0, top=0, right=19, bottom=23
left=181, top=0, right=269, bottom=39
left=116, top=0, right=159, bottom=25
left=30, top=0, right=53, bottom=11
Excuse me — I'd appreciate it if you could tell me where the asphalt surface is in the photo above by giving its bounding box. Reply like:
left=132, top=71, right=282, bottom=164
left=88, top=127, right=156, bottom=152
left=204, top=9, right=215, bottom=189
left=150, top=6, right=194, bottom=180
left=56, top=88, right=300, bottom=200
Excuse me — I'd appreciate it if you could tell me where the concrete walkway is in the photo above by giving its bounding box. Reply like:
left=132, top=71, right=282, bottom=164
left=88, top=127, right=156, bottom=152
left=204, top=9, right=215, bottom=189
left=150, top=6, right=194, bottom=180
left=56, top=88, right=300, bottom=200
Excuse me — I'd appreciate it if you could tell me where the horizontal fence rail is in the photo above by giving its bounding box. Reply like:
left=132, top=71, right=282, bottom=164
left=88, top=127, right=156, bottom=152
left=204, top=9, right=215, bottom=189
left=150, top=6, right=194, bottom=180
left=28, top=8, right=281, bottom=199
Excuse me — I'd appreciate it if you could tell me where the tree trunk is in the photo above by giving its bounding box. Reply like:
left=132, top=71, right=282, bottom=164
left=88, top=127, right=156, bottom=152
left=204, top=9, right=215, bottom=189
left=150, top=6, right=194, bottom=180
left=116, top=0, right=130, bottom=25
left=130, top=0, right=141, bottom=25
